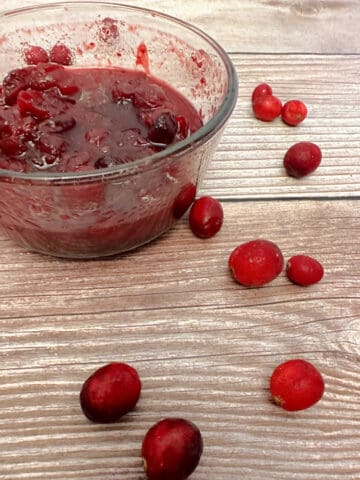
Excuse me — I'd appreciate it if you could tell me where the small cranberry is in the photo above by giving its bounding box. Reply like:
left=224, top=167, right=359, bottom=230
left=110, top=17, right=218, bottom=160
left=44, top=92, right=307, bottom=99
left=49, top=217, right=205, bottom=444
left=286, top=255, right=324, bottom=286
left=284, top=141, right=322, bottom=177
left=24, top=46, right=49, bottom=65
left=270, top=359, right=325, bottom=411
left=172, top=183, right=196, bottom=219
left=2, top=67, right=32, bottom=105
left=80, top=362, right=141, bottom=423
left=50, top=44, right=72, bottom=65
left=148, top=112, right=178, bottom=145
left=281, top=99, right=307, bottom=126
left=189, top=196, right=223, bottom=238
left=252, top=94, right=282, bottom=121
left=251, top=83, right=272, bottom=103
left=142, top=418, right=203, bottom=480
left=229, top=239, right=284, bottom=287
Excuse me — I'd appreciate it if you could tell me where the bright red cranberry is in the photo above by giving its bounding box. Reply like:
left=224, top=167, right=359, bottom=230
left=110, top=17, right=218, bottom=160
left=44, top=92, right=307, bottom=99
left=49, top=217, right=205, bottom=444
left=142, top=418, right=203, bottom=480
left=286, top=255, right=324, bottom=286
left=80, top=362, right=141, bottom=423
left=172, top=183, right=196, bottom=219
left=148, top=112, right=178, bottom=144
left=229, top=239, right=284, bottom=287
left=282, top=99, right=307, bottom=126
left=284, top=142, right=322, bottom=178
left=50, top=44, right=72, bottom=65
left=189, top=196, right=223, bottom=238
left=251, top=83, right=272, bottom=103
left=252, top=94, right=282, bottom=121
left=270, top=359, right=325, bottom=411
left=24, top=46, right=49, bottom=65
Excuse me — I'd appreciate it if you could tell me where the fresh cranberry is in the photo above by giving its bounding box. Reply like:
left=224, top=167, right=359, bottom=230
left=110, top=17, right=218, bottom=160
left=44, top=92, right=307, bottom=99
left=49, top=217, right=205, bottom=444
left=24, top=46, right=49, bottom=65
left=281, top=99, right=307, bottom=126
left=270, top=359, right=325, bottom=411
left=172, top=183, right=196, bottom=219
left=284, top=141, right=322, bottom=177
left=17, top=88, right=70, bottom=120
left=252, top=94, right=282, bottom=121
left=50, top=44, right=72, bottom=65
left=80, top=362, right=141, bottom=423
left=142, top=418, right=203, bottom=480
left=189, top=196, right=223, bottom=238
left=229, top=239, right=284, bottom=287
left=148, top=112, right=178, bottom=145
left=286, top=255, right=324, bottom=286
left=251, top=83, right=272, bottom=103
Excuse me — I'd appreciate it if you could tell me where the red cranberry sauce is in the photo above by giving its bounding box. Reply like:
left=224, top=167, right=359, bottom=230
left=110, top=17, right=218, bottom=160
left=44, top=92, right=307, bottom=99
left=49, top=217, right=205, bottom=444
left=0, top=63, right=202, bottom=173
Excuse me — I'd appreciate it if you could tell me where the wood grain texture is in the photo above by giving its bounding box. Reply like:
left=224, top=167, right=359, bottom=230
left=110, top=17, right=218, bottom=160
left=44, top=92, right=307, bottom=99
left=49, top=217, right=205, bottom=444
left=0, top=201, right=359, bottom=479
left=0, top=1, right=359, bottom=479
left=201, top=53, right=360, bottom=199
left=1, top=0, right=360, bottom=54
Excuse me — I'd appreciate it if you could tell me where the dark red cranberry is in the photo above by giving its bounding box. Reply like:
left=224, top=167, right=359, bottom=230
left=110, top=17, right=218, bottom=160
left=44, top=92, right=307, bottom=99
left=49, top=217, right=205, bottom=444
left=284, top=142, right=322, bottom=178
left=28, top=63, right=63, bottom=91
left=2, top=67, right=33, bottom=105
left=0, top=136, right=26, bottom=156
left=148, top=112, right=177, bottom=145
left=286, top=255, right=324, bottom=286
left=24, top=46, right=49, bottom=65
left=189, top=196, right=223, bottom=238
left=80, top=362, right=141, bottom=423
left=270, top=359, right=325, bottom=411
left=229, top=239, right=284, bottom=287
left=172, top=183, right=196, bottom=219
left=17, top=88, right=70, bottom=120
left=50, top=44, right=72, bottom=65
left=142, top=418, right=203, bottom=480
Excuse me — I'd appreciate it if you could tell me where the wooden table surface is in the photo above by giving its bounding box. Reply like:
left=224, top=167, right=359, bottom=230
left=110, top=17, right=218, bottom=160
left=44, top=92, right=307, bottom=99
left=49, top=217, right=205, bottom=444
left=0, top=1, right=359, bottom=479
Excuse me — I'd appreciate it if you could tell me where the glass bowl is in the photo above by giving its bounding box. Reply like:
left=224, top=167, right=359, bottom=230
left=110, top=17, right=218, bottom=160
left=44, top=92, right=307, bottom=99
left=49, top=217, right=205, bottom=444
left=0, top=1, right=238, bottom=258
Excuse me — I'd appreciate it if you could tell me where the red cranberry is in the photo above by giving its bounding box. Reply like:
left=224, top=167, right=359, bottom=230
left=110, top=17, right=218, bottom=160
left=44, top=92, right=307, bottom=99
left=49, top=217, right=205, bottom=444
left=50, top=44, right=72, bottom=65
left=251, top=83, right=272, bottom=103
left=28, top=63, right=64, bottom=91
left=172, top=183, right=196, bottom=219
left=148, top=112, right=178, bottom=145
left=142, top=418, right=203, bottom=480
left=229, top=239, right=284, bottom=287
left=80, top=362, right=141, bottom=423
left=34, top=133, right=67, bottom=156
left=99, top=17, right=119, bottom=42
left=282, top=99, right=307, bottom=126
left=24, top=46, right=49, bottom=65
left=176, top=115, right=189, bottom=139
left=2, top=67, right=33, bottom=105
left=284, top=142, right=322, bottom=178
left=286, top=255, right=324, bottom=286
left=189, top=196, right=223, bottom=238
left=252, top=94, right=282, bottom=121
left=270, top=359, right=325, bottom=411
left=17, top=88, right=70, bottom=120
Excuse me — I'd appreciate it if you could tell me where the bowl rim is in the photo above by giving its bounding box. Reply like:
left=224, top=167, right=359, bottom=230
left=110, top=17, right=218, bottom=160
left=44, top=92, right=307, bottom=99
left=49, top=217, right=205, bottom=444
left=0, top=1, right=238, bottom=185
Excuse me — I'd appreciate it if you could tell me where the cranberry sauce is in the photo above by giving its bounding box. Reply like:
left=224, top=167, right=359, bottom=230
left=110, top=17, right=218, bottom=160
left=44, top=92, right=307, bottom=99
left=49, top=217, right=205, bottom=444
left=0, top=63, right=202, bottom=173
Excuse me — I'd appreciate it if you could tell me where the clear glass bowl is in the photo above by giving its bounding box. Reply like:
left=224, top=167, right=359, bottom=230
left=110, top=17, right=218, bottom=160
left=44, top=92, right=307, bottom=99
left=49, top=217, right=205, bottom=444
left=0, top=2, right=238, bottom=258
